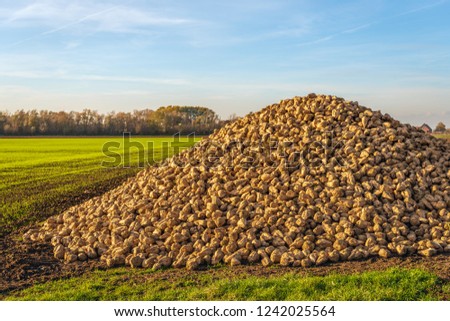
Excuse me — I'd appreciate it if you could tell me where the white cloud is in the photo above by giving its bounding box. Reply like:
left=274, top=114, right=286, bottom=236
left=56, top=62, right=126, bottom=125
left=0, top=70, right=189, bottom=85
left=342, top=23, right=372, bottom=34
left=1, top=1, right=194, bottom=38
left=63, top=41, right=81, bottom=50
left=295, top=21, right=373, bottom=47
left=293, top=0, right=449, bottom=49
left=396, top=0, right=449, bottom=17
left=0, top=85, right=147, bottom=111
left=297, top=35, right=333, bottom=47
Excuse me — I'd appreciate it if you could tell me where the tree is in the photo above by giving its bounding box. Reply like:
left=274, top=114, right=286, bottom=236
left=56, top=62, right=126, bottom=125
left=435, top=122, right=446, bottom=133
left=0, top=106, right=222, bottom=136
left=0, top=111, right=7, bottom=135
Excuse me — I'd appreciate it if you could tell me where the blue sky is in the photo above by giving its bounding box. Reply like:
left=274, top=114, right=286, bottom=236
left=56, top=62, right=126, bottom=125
left=0, top=0, right=449, bottom=127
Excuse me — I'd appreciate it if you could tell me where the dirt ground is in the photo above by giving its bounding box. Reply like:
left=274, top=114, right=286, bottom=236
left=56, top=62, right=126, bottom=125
left=2, top=226, right=450, bottom=298
left=0, top=227, right=103, bottom=296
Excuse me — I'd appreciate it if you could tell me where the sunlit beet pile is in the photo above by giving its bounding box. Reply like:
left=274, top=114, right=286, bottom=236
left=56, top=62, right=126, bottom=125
left=24, top=94, right=450, bottom=270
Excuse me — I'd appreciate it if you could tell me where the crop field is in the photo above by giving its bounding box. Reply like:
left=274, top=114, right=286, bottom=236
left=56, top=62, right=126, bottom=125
left=1, top=135, right=450, bottom=301
left=433, top=133, right=450, bottom=141
left=0, top=136, right=197, bottom=235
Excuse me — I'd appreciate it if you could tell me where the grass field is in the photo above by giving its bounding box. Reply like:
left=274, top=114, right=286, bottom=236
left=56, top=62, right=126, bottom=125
left=0, top=136, right=198, bottom=235
left=433, top=133, right=450, bottom=141
left=2, top=135, right=450, bottom=301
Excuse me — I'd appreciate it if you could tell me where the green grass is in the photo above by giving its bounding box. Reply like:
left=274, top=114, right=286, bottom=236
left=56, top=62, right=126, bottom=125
left=433, top=133, right=450, bottom=140
left=5, top=267, right=446, bottom=301
left=0, top=136, right=198, bottom=234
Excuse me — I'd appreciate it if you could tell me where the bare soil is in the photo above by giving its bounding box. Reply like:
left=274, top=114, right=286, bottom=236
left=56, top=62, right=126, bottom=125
left=0, top=227, right=103, bottom=296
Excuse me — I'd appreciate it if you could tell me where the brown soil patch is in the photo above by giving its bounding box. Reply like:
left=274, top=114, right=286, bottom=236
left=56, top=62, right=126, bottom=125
left=0, top=227, right=104, bottom=296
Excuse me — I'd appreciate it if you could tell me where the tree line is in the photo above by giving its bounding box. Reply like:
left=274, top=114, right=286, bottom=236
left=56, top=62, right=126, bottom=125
left=434, top=122, right=449, bottom=133
left=0, top=106, right=226, bottom=136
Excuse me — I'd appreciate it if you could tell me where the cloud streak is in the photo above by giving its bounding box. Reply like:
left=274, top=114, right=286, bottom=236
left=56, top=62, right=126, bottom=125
left=6, top=4, right=124, bottom=48
left=297, top=35, right=333, bottom=47
left=0, top=70, right=189, bottom=85
left=342, top=23, right=373, bottom=34
left=295, top=0, right=449, bottom=48
left=2, top=1, right=194, bottom=47
left=396, top=0, right=449, bottom=17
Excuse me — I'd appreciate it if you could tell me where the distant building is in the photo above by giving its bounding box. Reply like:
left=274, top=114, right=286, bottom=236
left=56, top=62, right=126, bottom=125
left=418, top=123, right=432, bottom=134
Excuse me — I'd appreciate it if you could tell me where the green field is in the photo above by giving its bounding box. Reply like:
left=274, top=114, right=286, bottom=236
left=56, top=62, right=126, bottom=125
left=433, top=133, right=450, bottom=141
left=2, top=136, right=450, bottom=301
left=0, top=136, right=197, bottom=235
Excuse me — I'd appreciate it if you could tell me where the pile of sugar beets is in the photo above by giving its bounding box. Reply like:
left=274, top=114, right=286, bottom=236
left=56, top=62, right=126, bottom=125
left=25, top=94, right=450, bottom=270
